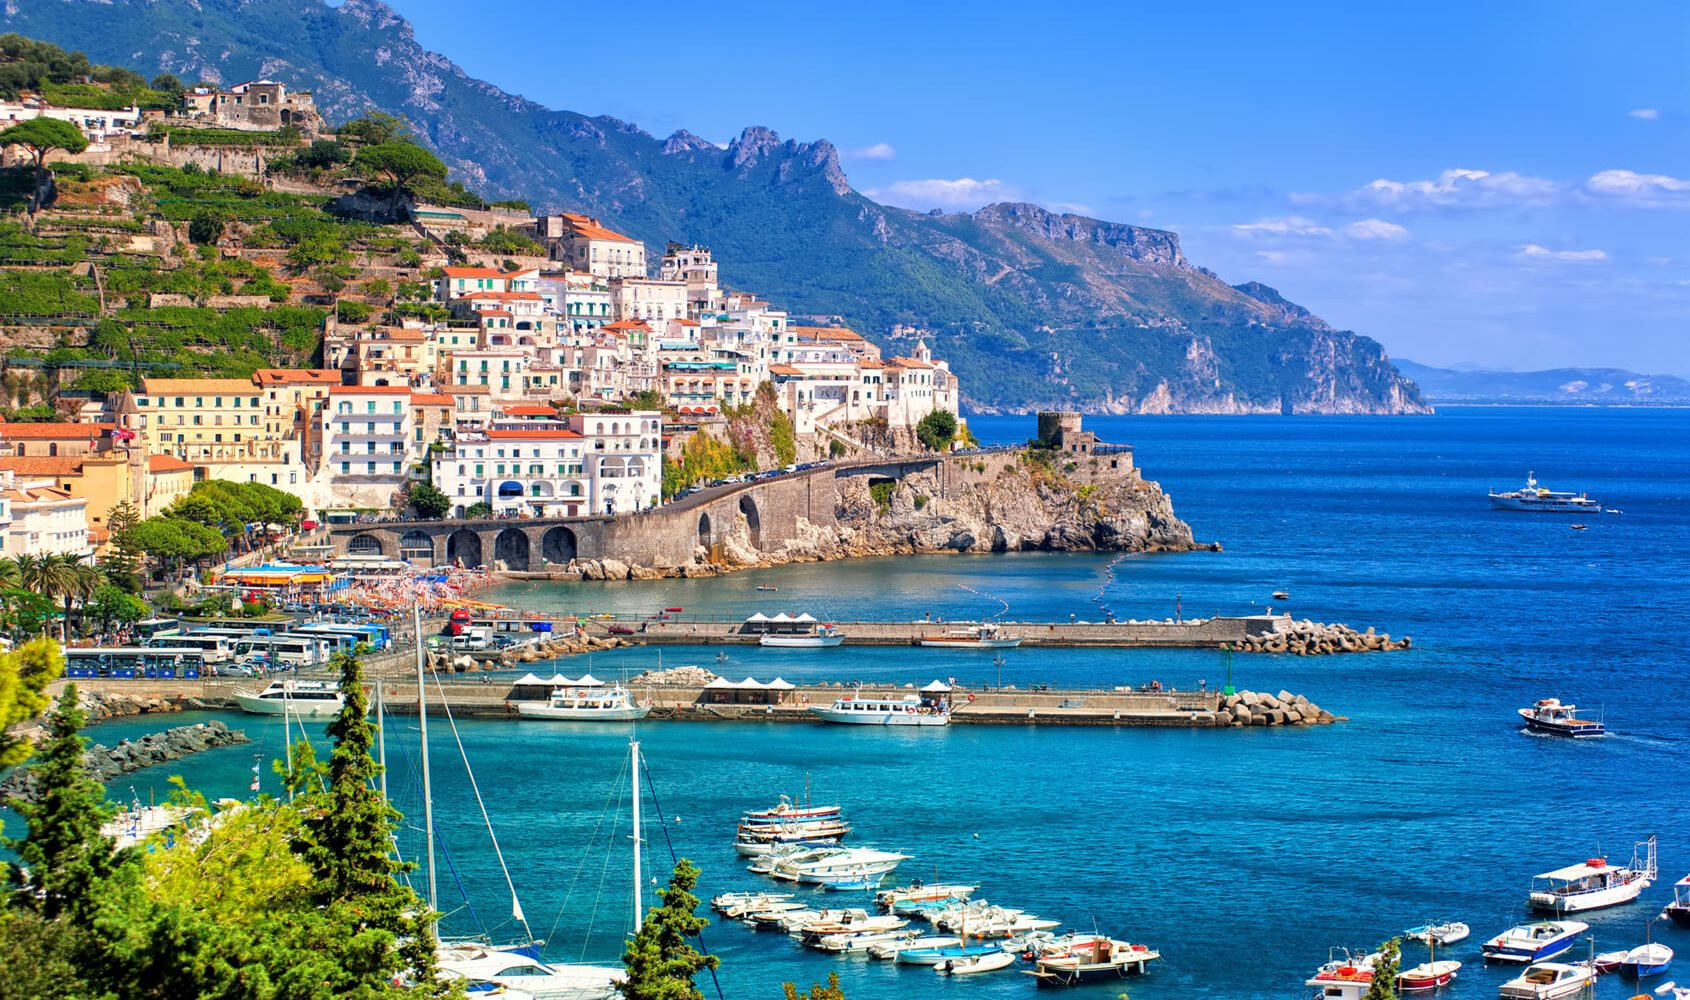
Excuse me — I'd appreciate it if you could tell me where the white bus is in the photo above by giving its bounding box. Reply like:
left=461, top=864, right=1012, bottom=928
left=145, top=633, right=232, bottom=664
left=231, top=635, right=329, bottom=669
left=134, top=618, right=182, bottom=641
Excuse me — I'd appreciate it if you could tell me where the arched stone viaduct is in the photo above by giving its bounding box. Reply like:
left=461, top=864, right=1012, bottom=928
left=326, top=454, right=999, bottom=571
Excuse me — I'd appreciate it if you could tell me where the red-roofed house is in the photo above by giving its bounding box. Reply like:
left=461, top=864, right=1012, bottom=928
left=0, top=421, right=116, bottom=458
left=538, top=213, right=647, bottom=279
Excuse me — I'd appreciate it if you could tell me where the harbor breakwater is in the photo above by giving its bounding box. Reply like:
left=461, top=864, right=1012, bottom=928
left=0, top=720, right=248, bottom=803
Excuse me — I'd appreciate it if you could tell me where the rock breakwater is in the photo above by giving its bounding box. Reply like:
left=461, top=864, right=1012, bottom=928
left=425, top=632, right=629, bottom=672
left=1216, top=689, right=1339, bottom=727
left=1, top=721, right=249, bottom=803
left=1236, top=619, right=1410, bottom=655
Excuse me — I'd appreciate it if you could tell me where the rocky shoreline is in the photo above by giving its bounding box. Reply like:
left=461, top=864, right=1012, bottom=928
left=0, top=721, right=249, bottom=803
left=1216, top=689, right=1340, bottom=727
left=1234, top=619, right=1411, bottom=655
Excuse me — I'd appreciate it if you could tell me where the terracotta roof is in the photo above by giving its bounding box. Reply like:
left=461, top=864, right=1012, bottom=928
left=5, top=485, right=78, bottom=503
left=479, top=310, right=514, bottom=318
left=671, top=318, right=699, bottom=326
left=0, top=456, right=87, bottom=475
left=254, top=369, right=341, bottom=385
left=460, top=291, right=543, bottom=301
left=141, top=378, right=257, bottom=394
left=793, top=325, right=864, bottom=341
left=889, top=357, right=935, bottom=369
left=486, top=428, right=583, bottom=440
left=371, top=329, right=427, bottom=342
left=858, top=360, right=886, bottom=369
left=449, top=385, right=491, bottom=396
left=410, top=393, right=456, bottom=406
left=602, top=320, right=650, bottom=331
left=501, top=404, right=558, bottom=416
left=329, top=385, right=413, bottom=395
left=0, top=422, right=112, bottom=438
left=767, top=364, right=803, bottom=376
left=558, top=212, right=639, bottom=244
left=147, top=454, right=194, bottom=472
left=443, top=266, right=509, bottom=279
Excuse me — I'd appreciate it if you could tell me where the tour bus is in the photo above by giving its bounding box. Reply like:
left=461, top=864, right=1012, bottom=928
left=133, top=618, right=182, bottom=641
left=231, top=635, right=329, bottom=669
left=279, top=630, right=360, bottom=656
left=292, top=622, right=391, bottom=651
left=64, top=647, right=206, bottom=679
left=143, top=633, right=232, bottom=664
left=184, top=618, right=280, bottom=635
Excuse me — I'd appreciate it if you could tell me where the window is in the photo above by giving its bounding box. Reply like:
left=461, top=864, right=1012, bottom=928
left=340, top=461, right=350, bottom=474
left=366, top=462, right=376, bottom=474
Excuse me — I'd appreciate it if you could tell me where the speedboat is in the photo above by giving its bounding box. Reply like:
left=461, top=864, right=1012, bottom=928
left=435, top=943, right=621, bottom=1000
left=936, top=951, right=1016, bottom=976
left=233, top=678, right=345, bottom=716
left=1396, top=960, right=1460, bottom=993
left=811, top=928, right=914, bottom=953
left=876, top=882, right=978, bottom=911
left=767, top=847, right=911, bottom=885
left=1518, top=698, right=1606, bottom=738
left=1404, top=921, right=1469, bottom=946
left=868, top=935, right=959, bottom=960
left=1489, top=473, right=1601, bottom=512
left=1527, top=836, right=1656, bottom=914
left=515, top=684, right=650, bottom=721
left=895, top=941, right=1008, bottom=966
left=1496, top=962, right=1595, bottom=999
left=916, top=623, right=1023, bottom=649
left=1481, top=921, right=1589, bottom=963
left=1028, top=935, right=1159, bottom=985
left=809, top=693, right=950, bottom=727
left=1665, top=875, right=1690, bottom=927
left=1621, top=942, right=1674, bottom=978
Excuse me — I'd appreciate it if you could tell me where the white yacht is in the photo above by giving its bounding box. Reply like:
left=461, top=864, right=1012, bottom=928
left=757, top=846, right=910, bottom=884
left=1527, top=836, right=1655, bottom=914
left=233, top=679, right=345, bottom=716
left=1489, top=473, right=1601, bottom=512
left=435, top=942, right=621, bottom=1000
left=810, top=693, right=950, bottom=727
left=515, top=684, right=650, bottom=721
left=760, top=624, right=845, bottom=648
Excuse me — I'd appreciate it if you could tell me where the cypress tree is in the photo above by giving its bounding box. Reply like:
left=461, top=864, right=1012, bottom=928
left=619, top=858, right=718, bottom=1000
left=3, top=684, right=126, bottom=921
left=1364, top=937, right=1400, bottom=1000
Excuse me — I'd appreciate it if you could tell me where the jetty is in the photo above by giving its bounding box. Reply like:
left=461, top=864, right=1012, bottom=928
left=584, top=614, right=1277, bottom=648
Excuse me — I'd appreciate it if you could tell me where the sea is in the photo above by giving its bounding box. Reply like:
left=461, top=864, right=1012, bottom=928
left=46, top=406, right=1690, bottom=999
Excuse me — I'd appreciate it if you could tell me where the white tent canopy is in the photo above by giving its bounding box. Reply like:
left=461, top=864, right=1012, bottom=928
left=543, top=673, right=575, bottom=686
left=745, top=612, right=770, bottom=623
left=770, top=612, right=794, bottom=623
left=512, top=673, right=547, bottom=686
left=794, top=612, right=817, bottom=623
left=703, top=677, right=737, bottom=689
left=921, top=680, right=954, bottom=693
left=734, top=678, right=766, bottom=689
left=574, top=673, right=606, bottom=687
left=765, top=677, right=796, bottom=690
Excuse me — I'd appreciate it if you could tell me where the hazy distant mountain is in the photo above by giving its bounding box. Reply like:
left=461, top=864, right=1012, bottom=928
left=3, top=0, right=1429, bottom=414
left=1395, top=360, right=1690, bottom=404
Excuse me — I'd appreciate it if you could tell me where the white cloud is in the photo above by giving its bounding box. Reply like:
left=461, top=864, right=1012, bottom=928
left=844, top=142, right=897, bottom=161
left=1629, top=108, right=1660, bottom=120
left=1584, top=168, right=1690, bottom=206
left=1520, top=244, right=1608, bottom=262
left=1344, top=218, right=1411, bottom=241
left=864, top=177, right=1020, bottom=210
left=1233, top=215, right=1333, bottom=237
left=1046, top=201, right=1096, bottom=216
left=1300, top=168, right=1563, bottom=211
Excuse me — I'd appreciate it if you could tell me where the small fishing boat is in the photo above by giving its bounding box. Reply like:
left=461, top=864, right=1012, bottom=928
left=1527, top=837, right=1656, bottom=914
left=937, top=951, right=1016, bottom=976
left=1404, top=922, right=1470, bottom=946
left=1592, top=950, right=1628, bottom=974
left=1481, top=921, right=1590, bottom=963
left=233, top=678, right=345, bottom=716
left=1518, top=698, right=1607, bottom=738
left=1497, top=962, right=1595, bottom=998
left=916, top=623, right=1024, bottom=649
left=1026, top=935, right=1159, bottom=986
left=1396, top=960, right=1461, bottom=992
left=1666, top=875, right=1690, bottom=928
left=760, top=624, right=845, bottom=648
left=1570, top=524, right=1587, bottom=531
left=876, top=882, right=978, bottom=911
left=868, top=935, right=959, bottom=960
left=756, top=585, right=778, bottom=591
left=1622, top=943, right=1674, bottom=978
left=1273, top=590, right=1291, bottom=601
left=711, top=890, right=793, bottom=914
left=1304, top=949, right=1376, bottom=1000
left=809, top=693, right=950, bottom=727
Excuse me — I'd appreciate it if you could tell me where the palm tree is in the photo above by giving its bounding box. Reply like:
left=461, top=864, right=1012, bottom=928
left=0, top=557, right=21, bottom=590
left=58, top=558, right=104, bottom=638
left=19, top=554, right=78, bottom=638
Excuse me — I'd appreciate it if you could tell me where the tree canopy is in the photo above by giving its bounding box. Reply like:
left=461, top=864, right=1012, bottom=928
left=354, top=141, right=447, bottom=191
left=916, top=409, right=958, bottom=452
left=619, top=858, right=718, bottom=1000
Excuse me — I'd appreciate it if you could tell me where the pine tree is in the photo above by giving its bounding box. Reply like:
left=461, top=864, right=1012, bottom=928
left=1364, top=937, right=1400, bottom=1000
left=3, top=684, right=126, bottom=921
left=620, top=858, right=719, bottom=1000
left=295, top=651, right=440, bottom=994
left=100, top=502, right=143, bottom=594
left=783, top=972, right=846, bottom=1000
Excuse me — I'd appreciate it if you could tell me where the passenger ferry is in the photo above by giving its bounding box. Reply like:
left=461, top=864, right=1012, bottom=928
left=916, top=623, right=1024, bottom=649
left=809, top=693, right=950, bottom=727
left=233, top=679, right=346, bottom=717
left=1489, top=473, right=1600, bottom=513
left=1527, top=836, right=1655, bottom=915
left=760, top=624, right=845, bottom=648
left=515, top=684, right=650, bottom=721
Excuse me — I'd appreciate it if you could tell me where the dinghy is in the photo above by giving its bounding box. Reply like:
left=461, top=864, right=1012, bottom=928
left=937, top=951, right=1016, bottom=976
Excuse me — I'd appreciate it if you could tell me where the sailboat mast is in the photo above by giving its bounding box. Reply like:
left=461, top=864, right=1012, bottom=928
left=376, top=681, right=387, bottom=803
left=631, top=738, right=643, bottom=932
left=283, top=687, right=294, bottom=802
left=415, top=599, right=438, bottom=914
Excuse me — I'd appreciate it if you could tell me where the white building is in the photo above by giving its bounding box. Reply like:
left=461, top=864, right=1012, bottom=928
left=1, top=472, right=91, bottom=558
left=611, top=276, right=687, bottom=327
left=318, top=385, right=417, bottom=510
left=431, top=409, right=661, bottom=518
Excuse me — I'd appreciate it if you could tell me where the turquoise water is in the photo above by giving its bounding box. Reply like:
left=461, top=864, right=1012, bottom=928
left=53, top=408, right=1690, bottom=998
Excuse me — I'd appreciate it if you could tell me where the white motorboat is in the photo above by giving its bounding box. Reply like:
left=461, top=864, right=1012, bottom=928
left=1527, top=836, right=1655, bottom=914
left=760, top=624, right=845, bottom=648
left=1404, top=921, right=1469, bottom=946
left=809, top=693, right=950, bottom=727
left=233, top=678, right=346, bottom=716
left=515, top=684, right=650, bottom=721
left=1496, top=962, right=1595, bottom=999
left=1489, top=473, right=1601, bottom=513
left=876, top=882, right=978, bottom=911
left=1028, top=934, right=1160, bottom=985
left=769, top=847, right=911, bottom=885
left=434, top=943, right=621, bottom=1000
left=1481, top=921, right=1590, bottom=963
left=936, top=950, right=1016, bottom=975
left=812, top=928, right=914, bottom=953
left=916, top=623, right=1024, bottom=649
left=1517, top=698, right=1606, bottom=738
left=868, top=935, right=960, bottom=960
left=896, top=941, right=1011, bottom=966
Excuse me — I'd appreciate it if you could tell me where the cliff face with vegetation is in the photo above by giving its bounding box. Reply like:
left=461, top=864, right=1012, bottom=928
left=4, top=0, right=1429, bottom=415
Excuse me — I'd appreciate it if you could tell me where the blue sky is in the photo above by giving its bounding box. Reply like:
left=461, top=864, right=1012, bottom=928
left=387, top=0, right=1688, bottom=374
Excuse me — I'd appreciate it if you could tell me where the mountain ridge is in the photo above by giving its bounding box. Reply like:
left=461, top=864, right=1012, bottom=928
left=2, top=0, right=1430, bottom=414
left=1395, top=360, right=1690, bottom=405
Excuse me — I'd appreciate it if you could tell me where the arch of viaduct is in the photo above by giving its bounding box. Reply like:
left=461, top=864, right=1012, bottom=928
left=326, top=454, right=995, bottom=571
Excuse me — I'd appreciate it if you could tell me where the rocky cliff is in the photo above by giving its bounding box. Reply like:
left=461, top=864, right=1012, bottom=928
left=3, top=0, right=1430, bottom=415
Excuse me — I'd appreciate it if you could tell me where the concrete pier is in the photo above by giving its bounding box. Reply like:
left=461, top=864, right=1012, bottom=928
left=583, top=614, right=1281, bottom=648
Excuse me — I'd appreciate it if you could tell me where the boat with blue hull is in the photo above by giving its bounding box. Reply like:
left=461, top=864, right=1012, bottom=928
left=1481, top=920, right=1589, bottom=963
left=1518, top=699, right=1606, bottom=738
left=1620, top=942, right=1673, bottom=978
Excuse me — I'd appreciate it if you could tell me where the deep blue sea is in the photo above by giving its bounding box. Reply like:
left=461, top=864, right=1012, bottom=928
left=51, top=408, right=1690, bottom=999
